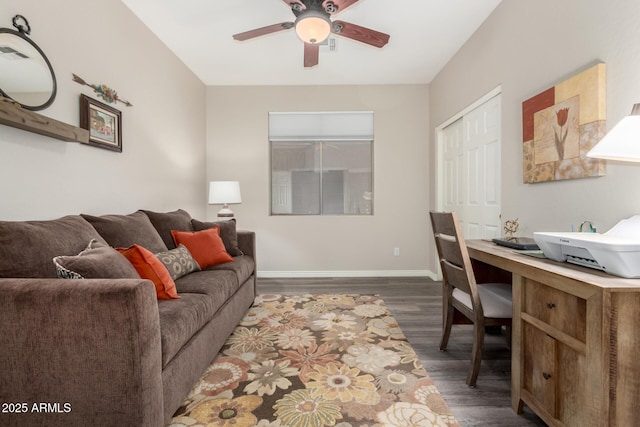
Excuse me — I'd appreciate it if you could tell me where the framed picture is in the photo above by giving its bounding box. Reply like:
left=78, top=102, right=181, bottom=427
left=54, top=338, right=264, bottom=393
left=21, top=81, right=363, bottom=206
left=79, top=94, right=122, bottom=152
left=522, top=63, right=606, bottom=183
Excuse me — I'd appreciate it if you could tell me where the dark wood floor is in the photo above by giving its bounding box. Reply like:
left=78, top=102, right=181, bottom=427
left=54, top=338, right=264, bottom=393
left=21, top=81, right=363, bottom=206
left=257, top=276, right=546, bottom=427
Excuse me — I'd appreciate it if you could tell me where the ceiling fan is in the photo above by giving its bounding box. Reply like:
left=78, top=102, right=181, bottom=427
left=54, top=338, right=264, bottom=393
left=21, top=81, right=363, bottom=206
left=232, top=0, right=390, bottom=67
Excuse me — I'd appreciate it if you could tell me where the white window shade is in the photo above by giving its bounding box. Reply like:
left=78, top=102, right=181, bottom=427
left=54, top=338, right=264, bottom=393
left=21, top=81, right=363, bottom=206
left=269, top=111, right=374, bottom=141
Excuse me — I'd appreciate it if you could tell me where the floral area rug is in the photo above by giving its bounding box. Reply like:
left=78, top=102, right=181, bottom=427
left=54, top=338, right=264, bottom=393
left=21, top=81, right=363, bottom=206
left=169, top=294, right=459, bottom=427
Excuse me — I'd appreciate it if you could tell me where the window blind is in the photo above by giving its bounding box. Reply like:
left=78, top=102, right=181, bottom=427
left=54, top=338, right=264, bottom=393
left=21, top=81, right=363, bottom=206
left=268, top=111, right=374, bottom=141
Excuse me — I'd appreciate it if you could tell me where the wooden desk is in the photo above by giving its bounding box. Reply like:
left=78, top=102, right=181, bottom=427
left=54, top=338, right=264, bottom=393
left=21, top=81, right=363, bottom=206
left=466, top=239, right=640, bottom=427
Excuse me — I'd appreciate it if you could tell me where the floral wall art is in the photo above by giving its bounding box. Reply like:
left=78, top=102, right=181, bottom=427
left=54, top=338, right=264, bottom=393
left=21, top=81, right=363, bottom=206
left=522, top=63, right=606, bottom=183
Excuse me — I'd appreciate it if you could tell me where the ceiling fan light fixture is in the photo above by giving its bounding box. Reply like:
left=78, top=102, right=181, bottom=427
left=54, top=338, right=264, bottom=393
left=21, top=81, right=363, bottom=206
left=294, top=10, right=331, bottom=44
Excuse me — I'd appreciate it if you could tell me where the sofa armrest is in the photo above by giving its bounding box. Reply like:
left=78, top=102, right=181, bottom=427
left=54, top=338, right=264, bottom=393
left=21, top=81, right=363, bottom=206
left=0, top=278, right=164, bottom=427
left=237, top=230, right=256, bottom=263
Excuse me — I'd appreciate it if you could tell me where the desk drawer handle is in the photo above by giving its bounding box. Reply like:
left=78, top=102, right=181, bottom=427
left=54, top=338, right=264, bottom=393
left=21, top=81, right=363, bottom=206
left=543, top=372, right=552, bottom=380
left=546, top=302, right=556, bottom=309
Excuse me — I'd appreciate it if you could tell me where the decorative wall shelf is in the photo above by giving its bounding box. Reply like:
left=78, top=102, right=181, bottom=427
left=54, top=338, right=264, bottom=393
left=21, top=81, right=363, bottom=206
left=0, top=97, right=89, bottom=143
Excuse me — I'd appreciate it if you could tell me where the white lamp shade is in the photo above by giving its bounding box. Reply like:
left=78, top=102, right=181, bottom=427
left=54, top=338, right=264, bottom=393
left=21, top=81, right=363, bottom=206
left=295, top=11, right=331, bottom=44
left=587, top=104, right=640, bottom=162
left=208, top=181, right=242, bottom=204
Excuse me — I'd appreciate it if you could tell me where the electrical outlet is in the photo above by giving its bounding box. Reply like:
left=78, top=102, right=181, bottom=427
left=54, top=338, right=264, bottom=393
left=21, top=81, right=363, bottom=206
left=394, top=247, right=400, bottom=256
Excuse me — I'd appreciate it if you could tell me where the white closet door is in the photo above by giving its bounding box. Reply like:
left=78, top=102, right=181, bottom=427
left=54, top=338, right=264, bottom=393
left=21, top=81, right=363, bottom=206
left=462, top=94, right=501, bottom=239
left=441, top=118, right=464, bottom=216
left=439, top=93, right=502, bottom=239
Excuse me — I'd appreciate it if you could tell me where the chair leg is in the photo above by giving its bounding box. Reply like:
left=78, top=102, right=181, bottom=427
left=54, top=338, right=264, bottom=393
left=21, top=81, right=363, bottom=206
left=467, top=321, right=485, bottom=387
left=505, top=325, right=512, bottom=350
left=440, top=305, right=454, bottom=351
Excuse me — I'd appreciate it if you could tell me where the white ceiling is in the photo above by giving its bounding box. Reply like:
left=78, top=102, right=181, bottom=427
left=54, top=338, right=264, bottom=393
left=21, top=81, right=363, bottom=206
left=121, top=0, right=502, bottom=86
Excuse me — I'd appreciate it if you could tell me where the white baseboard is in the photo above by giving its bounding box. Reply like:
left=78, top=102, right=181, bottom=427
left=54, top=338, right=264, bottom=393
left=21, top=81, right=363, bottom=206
left=258, top=270, right=439, bottom=280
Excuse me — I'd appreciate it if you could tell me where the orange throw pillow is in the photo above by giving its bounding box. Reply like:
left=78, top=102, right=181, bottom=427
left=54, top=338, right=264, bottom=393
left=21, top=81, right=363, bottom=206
left=171, top=227, right=234, bottom=269
left=117, top=244, right=180, bottom=300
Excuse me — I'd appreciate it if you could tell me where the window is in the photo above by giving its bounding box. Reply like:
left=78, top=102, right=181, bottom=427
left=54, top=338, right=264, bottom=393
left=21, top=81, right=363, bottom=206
left=269, top=112, right=373, bottom=215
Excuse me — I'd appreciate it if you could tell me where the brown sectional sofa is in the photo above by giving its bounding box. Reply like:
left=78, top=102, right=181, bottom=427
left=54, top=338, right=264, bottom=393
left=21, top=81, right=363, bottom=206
left=0, top=209, right=256, bottom=427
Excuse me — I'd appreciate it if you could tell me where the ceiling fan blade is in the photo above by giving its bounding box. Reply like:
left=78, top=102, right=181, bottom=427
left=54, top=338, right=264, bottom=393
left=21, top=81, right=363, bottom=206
left=324, top=0, right=359, bottom=15
left=304, top=43, right=320, bottom=67
left=233, top=22, right=294, bottom=41
left=331, top=20, right=389, bottom=48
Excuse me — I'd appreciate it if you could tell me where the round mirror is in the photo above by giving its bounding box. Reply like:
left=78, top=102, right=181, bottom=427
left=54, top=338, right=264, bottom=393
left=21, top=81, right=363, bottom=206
left=0, top=16, right=56, bottom=111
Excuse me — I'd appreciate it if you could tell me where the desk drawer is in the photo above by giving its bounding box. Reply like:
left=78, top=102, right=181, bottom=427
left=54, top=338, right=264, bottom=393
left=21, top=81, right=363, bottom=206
left=523, top=279, right=586, bottom=343
left=523, top=323, right=557, bottom=416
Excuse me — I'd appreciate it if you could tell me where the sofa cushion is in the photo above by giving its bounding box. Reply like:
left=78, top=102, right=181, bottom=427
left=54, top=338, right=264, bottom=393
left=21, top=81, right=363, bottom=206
left=0, top=215, right=107, bottom=278
left=141, top=209, right=193, bottom=250
left=171, top=228, right=234, bottom=269
left=205, top=255, right=255, bottom=287
left=192, top=218, right=243, bottom=256
left=174, top=269, right=239, bottom=299
left=154, top=244, right=200, bottom=281
left=53, top=240, right=140, bottom=279
left=157, top=293, right=215, bottom=367
left=117, top=245, right=180, bottom=300
left=81, top=211, right=168, bottom=253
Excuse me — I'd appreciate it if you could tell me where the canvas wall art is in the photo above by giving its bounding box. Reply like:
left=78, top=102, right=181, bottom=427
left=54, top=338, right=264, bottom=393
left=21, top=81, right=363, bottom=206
left=522, top=63, right=606, bottom=183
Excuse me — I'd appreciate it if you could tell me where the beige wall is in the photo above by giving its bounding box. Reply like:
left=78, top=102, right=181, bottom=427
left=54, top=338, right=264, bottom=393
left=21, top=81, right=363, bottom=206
left=207, top=85, right=430, bottom=276
left=10, top=0, right=634, bottom=277
left=429, top=0, right=640, bottom=270
left=0, top=0, right=206, bottom=220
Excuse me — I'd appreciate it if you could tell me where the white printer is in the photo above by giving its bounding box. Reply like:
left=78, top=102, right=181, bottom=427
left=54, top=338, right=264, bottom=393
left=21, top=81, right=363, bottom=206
left=533, top=216, right=640, bottom=278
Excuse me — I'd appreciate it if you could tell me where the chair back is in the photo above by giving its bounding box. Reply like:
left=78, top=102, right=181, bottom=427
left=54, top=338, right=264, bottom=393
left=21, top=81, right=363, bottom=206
left=430, top=211, right=481, bottom=312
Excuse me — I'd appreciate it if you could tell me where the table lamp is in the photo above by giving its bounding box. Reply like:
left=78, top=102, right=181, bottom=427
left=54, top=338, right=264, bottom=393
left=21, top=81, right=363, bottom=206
left=208, top=181, right=241, bottom=218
